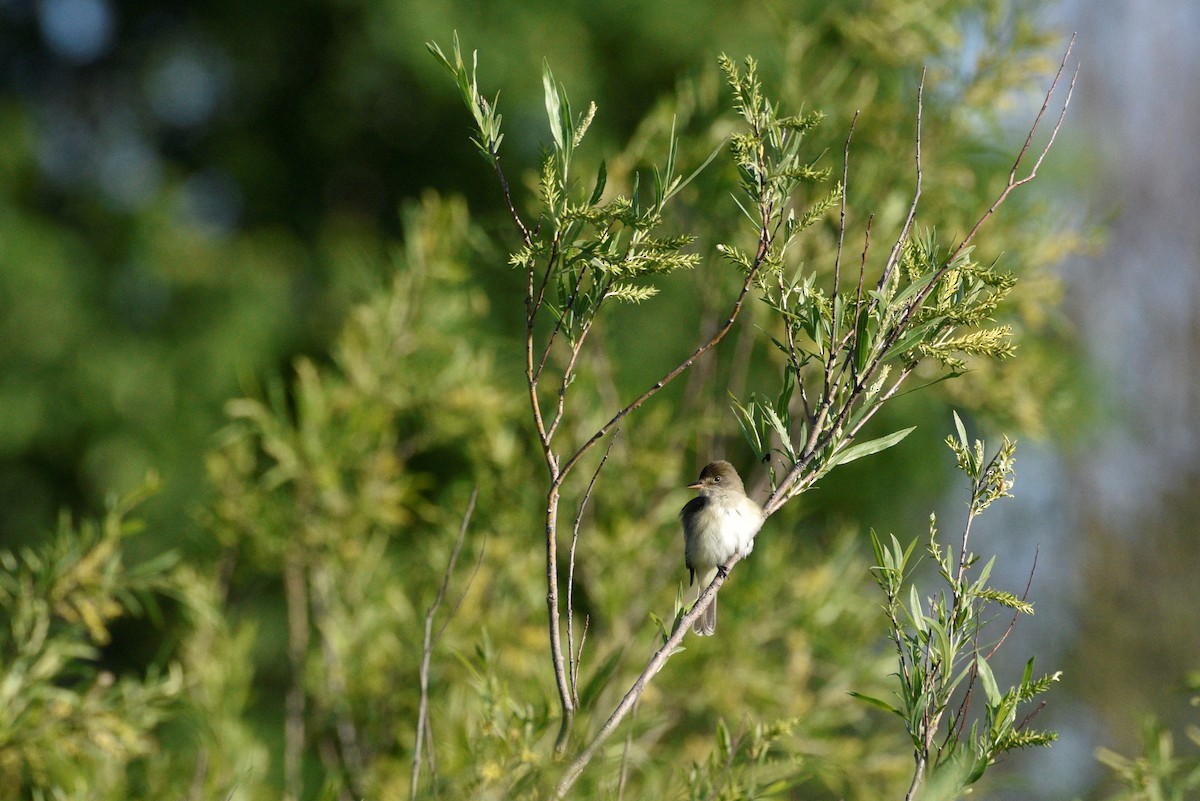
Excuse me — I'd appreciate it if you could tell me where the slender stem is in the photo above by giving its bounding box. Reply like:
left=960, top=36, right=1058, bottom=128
left=876, top=70, right=925, bottom=301
left=567, top=436, right=617, bottom=703
left=548, top=485, right=575, bottom=752
left=412, top=488, right=479, bottom=800
left=490, top=145, right=532, bottom=247
left=832, top=110, right=859, bottom=298
left=986, top=546, right=1039, bottom=660
left=905, top=753, right=927, bottom=801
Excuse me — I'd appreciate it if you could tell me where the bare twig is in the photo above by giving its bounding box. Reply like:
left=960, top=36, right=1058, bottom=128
left=568, top=436, right=618, bottom=704
left=878, top=70, right=926, bottom=298
left=898, top=36, right=1077, bottom=341
left=986, top=546, right=1040, bottom=660
left=832, top=110, right=860, bottom=297
left=489, top=145, right=532, bottom=247
left=954, top=35, right=1077, bottom=257
left=411, top=487, right=481, bottom=801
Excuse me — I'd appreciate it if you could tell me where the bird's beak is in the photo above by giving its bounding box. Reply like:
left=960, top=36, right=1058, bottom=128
left=687, top=480, right=703, bottom=490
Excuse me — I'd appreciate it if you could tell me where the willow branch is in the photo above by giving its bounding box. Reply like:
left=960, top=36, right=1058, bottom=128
left=567, top=435, right=617, bottom=704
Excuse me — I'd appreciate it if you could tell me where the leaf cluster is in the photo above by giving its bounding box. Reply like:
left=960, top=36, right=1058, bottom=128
left=862, top=420, right=1059, bottom=798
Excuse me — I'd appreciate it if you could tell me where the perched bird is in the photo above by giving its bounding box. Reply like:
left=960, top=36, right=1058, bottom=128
left=680, top=460, right=764, bottom=636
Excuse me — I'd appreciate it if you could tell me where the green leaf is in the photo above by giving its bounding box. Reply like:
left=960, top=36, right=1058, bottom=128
left=908, top=584, right=924, bottom=631
left=901, top=534, right=920, bottom=572
left=777, top=368, right=795, bottom=420
left=589, top=159, right=607, bottom=205
left=673, top=139, right=725, bottom=198
left=852, top=306, right=872, bottom=375
left=848, top=691, right=902, bottom=716
left=869, top=528, right=885, bottom=569
left=883, top=317, right=944, bottom=363
left=760, top=400, right=795, bottom=460
left=826, top=427, right=916, bottom=469
left=976, top=654, right=1001, bottom=706
left=542, top=61, right=563, bottom=151
left=730, top=394, right=765, bottom=456
left=953, top=410, right=969, bottom=450
left=1021, top=657, right=1035, bottom=691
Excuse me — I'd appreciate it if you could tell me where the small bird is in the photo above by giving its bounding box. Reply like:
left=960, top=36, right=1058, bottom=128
left=680, top=460, right=764, bottom=636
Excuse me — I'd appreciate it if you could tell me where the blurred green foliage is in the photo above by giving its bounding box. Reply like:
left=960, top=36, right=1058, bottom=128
left=0, top=0, right=1092, bottom=798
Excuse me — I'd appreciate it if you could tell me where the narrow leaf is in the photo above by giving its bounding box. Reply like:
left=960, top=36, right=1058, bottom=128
left=848, top=691, right=903, bottom=716
left=976, top=654, right=1001, bottom=706
left=543, top=62, right=563, bottom=150
left=589, top=159, right=607, bottom=205
left=826, top=427, right=916, bottom=469
left=953, top=410, right=969, bottom=450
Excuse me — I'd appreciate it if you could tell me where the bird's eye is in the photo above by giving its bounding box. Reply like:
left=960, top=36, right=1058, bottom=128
left=714, top=475, right=722, bottom=482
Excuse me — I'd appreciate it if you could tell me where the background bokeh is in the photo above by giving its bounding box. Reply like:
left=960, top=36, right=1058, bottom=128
left=1, top=0, right=1197, bottom=798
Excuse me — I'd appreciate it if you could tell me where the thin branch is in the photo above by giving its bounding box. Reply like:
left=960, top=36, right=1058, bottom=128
left=533, top=261, right=591, bottom=386
left=955, top=35, right=1077, bottom=256
left=547, top=313, right=601, bottom=442
left=1015, top=699, right=1050, bottom=734
left=531, top=237, right=562, bottom=324
left=985, top=545, right=1039, bottom=660
left=856, top=214, right=874, bottom=311
left=489, top=147, right=532, bottom=246
left=423, top=713, right=438, bottom=787
left=527, top=323, right=556, bottom=471
left=567, top=435, right=618, bottom=704
left=573, top=615, right=590, bottom=707
left=841, top=364, right=918, bottom=441
left=900, top=39, right=1077, bottom=337
left=832, top=110, right=860, bottom=298
left=905, top=752, right=927, bottom=801
left=878, top=69, right=925, bottom=296
left=411, top=487, right=481, bottom=801
left=955, top=508, right=978, bottom=589
left=766, top=41, right=1076, bottom=519
left=548, top=490, right=575, bottom=752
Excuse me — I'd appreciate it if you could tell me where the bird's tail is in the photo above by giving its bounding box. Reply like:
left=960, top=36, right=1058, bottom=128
left=692, top=568, right=718, bottom=636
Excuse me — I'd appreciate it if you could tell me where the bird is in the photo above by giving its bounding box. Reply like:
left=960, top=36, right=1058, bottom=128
left=680, top=460, right=764, bottom=636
